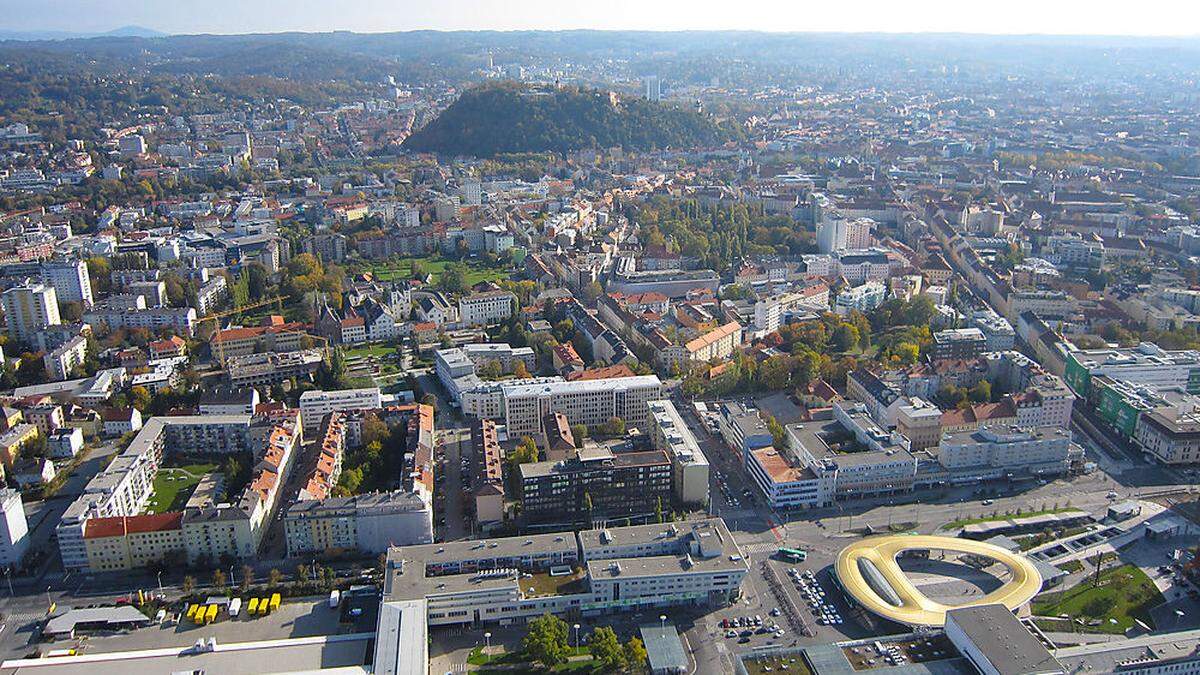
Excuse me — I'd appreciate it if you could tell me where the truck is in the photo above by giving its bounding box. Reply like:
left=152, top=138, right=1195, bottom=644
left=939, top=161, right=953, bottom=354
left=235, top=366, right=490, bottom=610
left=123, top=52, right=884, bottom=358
left=229, top=598, right=242, bottom=618
left=328, top=590, right=341, bottom=609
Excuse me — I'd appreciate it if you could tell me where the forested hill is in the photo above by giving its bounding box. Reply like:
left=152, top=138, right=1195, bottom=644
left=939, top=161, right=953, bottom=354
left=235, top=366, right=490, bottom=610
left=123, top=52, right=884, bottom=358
left=403, top=83, right=738, bottom=157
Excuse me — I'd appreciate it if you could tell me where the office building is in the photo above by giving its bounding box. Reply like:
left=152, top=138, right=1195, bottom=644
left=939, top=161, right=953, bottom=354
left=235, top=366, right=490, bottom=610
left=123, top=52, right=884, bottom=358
left=716, top=401, right=773, bottom=457
left=518, top=446, right=672, bottom=527
left=932, top=328, right=988, bottom=361
left=834, top=281, right=886, bottom=316
left=381, top=518, right=747, bottom=632
left=1064, top=342, right=1200, bottom=397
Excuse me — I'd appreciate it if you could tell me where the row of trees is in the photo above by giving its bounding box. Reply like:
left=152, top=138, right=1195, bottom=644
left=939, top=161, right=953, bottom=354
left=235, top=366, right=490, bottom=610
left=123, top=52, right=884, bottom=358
left=522, top=613, right=647, bottom=671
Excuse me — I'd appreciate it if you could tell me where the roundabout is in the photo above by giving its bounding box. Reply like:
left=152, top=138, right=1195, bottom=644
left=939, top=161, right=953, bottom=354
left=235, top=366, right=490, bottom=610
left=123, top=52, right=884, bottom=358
left=834, top=534, right=1043, bottom=627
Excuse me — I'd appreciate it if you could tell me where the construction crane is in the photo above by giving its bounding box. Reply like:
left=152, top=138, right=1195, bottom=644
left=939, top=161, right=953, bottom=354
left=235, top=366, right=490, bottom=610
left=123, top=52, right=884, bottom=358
left=195, top=295, right=326, bottom=367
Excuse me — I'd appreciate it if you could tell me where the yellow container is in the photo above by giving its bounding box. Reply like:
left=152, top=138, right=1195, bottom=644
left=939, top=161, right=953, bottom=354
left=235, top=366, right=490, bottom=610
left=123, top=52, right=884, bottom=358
left=269, top=593, right=281, bottom=611
left=248, top=598, right=260, bottom=614
left=185, top=604, right=196, bottom=620
left=205, top=605, right=218, bottom=622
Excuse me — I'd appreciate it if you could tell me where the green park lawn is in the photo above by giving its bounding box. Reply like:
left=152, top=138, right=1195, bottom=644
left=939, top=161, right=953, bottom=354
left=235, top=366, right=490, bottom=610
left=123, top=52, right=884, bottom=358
left=144, top=464, right=217, bottom=514
left=939, top=507, right=1081, bottom=531
left=367, top=256, right=509, bottom=287
left=1032, top=564, right=1163, bottom=633
left=343, top=343, right=400, bottom=360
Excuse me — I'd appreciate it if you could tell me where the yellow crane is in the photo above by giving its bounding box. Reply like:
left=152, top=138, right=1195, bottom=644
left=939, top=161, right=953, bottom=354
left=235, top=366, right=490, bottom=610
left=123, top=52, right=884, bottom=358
left=200, top=296, right=333, bottom=369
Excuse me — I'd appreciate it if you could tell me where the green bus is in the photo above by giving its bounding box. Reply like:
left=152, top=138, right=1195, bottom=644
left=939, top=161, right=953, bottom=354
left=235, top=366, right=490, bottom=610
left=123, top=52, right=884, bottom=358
left=777, top=547, right=807, bottom=562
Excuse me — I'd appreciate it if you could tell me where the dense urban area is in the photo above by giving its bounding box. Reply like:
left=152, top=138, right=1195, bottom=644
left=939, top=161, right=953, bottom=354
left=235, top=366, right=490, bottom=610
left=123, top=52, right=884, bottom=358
left=0, top=26, right=1194, bottom=675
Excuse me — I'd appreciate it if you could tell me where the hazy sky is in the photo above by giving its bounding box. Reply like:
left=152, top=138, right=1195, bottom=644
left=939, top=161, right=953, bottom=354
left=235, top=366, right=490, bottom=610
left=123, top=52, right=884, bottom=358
left=2, top=0, right=1199, bottom=37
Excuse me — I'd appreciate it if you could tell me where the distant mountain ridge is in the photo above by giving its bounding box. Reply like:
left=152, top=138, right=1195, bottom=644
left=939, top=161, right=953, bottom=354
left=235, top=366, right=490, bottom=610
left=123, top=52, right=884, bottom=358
left=0, top=25, right=165, bottom=41
left=403, top=82, right=737, bottom=158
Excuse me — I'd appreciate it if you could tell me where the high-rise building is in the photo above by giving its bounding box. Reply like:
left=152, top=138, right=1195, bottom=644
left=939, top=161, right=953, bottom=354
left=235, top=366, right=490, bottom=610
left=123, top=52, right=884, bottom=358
left=644, top=76, right=662, bottom=102
left=2, top=282, right=61, bottom=343
left=817, top=216, right=873, bottom=253
left=40, top=260, right=94, bottom=308
left=0, top=489, right=29, bottom=568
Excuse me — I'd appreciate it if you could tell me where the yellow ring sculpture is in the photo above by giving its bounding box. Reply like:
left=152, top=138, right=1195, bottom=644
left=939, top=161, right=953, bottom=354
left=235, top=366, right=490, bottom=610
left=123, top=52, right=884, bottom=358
left=834, top=534, right=1043, bottom=627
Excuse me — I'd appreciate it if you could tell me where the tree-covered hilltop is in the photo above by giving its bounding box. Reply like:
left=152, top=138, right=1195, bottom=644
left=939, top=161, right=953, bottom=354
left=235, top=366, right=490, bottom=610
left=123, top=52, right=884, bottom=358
left=404, top=82, right=739, bottom=157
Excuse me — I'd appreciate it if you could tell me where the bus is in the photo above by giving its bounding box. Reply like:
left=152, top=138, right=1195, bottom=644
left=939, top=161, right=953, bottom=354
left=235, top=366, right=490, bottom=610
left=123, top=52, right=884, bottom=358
left=777, top=547, right=807, bottom=563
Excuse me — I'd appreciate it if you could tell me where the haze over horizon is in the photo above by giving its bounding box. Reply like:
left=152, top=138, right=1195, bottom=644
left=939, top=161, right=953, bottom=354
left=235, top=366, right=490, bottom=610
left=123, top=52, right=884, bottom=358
left=2, top=0, right=1199, bottom=38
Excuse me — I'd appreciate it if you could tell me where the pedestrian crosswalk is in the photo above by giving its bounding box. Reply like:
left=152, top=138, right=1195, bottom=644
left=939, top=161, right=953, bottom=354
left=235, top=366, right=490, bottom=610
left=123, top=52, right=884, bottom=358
left=739, top=542, right=779, bottom=556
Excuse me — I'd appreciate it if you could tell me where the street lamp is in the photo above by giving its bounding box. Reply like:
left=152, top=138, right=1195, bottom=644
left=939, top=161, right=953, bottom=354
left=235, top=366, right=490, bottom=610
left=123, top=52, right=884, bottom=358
left=484, top=631, right=492, bottom=664
left=45, top=586, right=52, bottom=610
left=3, top=567, right=11, bottom=597
left=659, top=614, right=667, bottom=636
left=157, top=571, right=164, bottom=596
left=573, top=623, right=580, bottom=652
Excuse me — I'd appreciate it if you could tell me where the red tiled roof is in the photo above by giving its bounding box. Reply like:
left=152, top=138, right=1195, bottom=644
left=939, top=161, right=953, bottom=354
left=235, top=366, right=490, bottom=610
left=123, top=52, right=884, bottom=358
left=84, top=512, right=183, bottom=539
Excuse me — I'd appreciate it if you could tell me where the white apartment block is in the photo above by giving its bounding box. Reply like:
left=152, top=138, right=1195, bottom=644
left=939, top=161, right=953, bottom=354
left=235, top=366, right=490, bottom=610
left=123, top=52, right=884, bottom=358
left=40, top=260, right=94, bottom=308
left=2, top=282, right=60, bottom=343
left=298, top=388, right=383, bottom=431
left=817, top=216, right=873, bottom=254
left=458, top=290, right=516, bottom=326
left=501, top=375, right=663, bottom=436
left=938, top=425, right=1072, bottom=473
left=0, top=489, right=29, bottom=568
left=43, top=334, right=88, bottom=381
left=645, top=400, right=710, bottom=505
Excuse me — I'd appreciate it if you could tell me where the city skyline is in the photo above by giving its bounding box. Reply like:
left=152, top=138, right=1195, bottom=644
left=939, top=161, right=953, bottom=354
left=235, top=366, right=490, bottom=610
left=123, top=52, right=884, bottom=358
left=2, top=0, right=1200, bottom=38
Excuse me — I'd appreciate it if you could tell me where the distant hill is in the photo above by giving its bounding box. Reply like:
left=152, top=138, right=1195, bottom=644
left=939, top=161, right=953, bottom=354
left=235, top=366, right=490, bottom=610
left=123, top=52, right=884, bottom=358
left=0, top=25, right=164, bottom=41
left=404, top=83, right=738, bottom=158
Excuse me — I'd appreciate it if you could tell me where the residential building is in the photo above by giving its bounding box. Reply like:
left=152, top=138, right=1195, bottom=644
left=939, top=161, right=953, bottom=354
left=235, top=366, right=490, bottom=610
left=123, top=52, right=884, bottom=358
left=47, top=427, right=84, bottom=459
left=43, top=334, right=88, bottom=381
left=298, top=388, right=383, bottom=431
left=896, top=397, right=943, bottom=451
left=817, top=216, right=873, bottom=253
left=458, top=290, right=516, bottom=326
left=226, top=349, right=323, bottom=387
left=500, top=375, right=663, bottom=437
left=938, top=425, right=1073, bottom=476
left=284, top=492, right=433, bottom=557
left=1134, top=406, right=1200, bottom=465
left=645, top=400, right=710, bottom=505
left=847, top=368, right=905, bottom=428
left=834, top=281, right=886, bottom=316
left=471, top=418, right=505, bottom=527
left=2, top=282, right=60, bottom=343
left=0, top=489, right=28, bottom=568
left=198, top=387, right=260, bottom=416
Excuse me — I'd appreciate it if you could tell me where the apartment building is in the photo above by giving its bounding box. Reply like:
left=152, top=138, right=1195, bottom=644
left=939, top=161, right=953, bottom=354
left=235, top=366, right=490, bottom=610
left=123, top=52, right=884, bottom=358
left=284, top=492, right=433, bottom=557
left=458, top=290, right=516, bottom=326
left=298, top=388, right=383, bottom=431
left=500, top=375, right=663, bottom=437
left=226, top=349, right=323, bottom=388
left=0, top=489, right=29, bottom=568
left=471, top=418, right=506, bottom=527
left=517, top=446, right=673, bottom=527
left=43, top=334, right=87, bottom=382
left=1134, top=406, right=1200, bottom=465
left=2, top=282, right=60, bottom=343
left=938, top=425, right=1072, bottom=475
left=209, top=318, right=311, bottom=365
left=84, top=306, right=197, bottom=337
left=645, top=400, right=710, bottom=505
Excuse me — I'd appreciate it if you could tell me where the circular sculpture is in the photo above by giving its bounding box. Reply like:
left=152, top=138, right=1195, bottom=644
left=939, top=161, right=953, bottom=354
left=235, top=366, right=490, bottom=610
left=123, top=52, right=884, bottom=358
left=834, top=534, right=1043, bottom=627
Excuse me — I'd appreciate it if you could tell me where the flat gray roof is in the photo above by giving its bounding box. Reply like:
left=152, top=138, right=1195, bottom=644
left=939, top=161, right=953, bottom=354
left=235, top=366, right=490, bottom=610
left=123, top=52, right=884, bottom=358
left=946, top=604, right=1061, bottom=674
left=0, top=634, right=371, bottom=675
left=640, top=623, right=687, bottom=673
